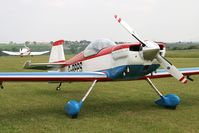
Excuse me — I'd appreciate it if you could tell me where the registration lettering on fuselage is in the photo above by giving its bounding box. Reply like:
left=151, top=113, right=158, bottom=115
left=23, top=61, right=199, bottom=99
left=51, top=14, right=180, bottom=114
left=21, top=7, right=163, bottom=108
left=68, top=62, right=83, bottom=72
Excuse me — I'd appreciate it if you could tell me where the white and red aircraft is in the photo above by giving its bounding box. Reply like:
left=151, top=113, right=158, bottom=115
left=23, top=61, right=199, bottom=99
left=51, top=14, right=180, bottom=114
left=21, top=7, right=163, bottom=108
left=0, top=15, right=199, bottom=118
left=2, top=44, right=49, bottom=57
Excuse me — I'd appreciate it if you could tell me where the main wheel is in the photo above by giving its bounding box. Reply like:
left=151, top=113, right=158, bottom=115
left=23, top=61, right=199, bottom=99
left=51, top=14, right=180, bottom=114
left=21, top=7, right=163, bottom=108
left=155, top=94, right=180, bottom=108
left=64, top=100, right=82, bottom=118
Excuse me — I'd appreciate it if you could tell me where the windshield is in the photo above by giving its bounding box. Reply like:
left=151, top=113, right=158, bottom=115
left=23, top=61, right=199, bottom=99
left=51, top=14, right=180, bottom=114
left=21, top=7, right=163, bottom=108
left=84, top=38, right=116, bottom=57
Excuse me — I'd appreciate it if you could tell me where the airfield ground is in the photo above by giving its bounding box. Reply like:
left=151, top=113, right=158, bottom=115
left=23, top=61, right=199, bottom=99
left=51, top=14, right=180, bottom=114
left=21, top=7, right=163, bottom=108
left=0, top=49, right=198, bottom=133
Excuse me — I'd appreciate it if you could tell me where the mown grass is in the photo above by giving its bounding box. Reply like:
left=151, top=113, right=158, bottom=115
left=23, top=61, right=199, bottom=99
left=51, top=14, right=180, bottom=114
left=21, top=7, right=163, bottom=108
left=166, top=49, right=199, bottom=58
left=0, top=50, right=198, bottom=133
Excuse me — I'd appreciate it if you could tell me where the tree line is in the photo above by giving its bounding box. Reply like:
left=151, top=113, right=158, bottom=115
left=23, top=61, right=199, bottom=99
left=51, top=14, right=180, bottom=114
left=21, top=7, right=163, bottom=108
left=0, top=40, right=198, bottom=56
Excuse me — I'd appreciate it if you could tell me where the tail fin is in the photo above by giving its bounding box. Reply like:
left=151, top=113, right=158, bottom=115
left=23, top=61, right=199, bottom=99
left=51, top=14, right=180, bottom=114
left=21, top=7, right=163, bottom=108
left=49, top=40, right=65, bottom=63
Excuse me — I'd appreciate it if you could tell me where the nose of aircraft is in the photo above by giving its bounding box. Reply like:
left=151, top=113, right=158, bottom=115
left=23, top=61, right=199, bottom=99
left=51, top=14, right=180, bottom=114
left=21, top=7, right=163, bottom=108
left=142, top=47, right=160, bottom=61
left=141, top=41, right=160, bottom=61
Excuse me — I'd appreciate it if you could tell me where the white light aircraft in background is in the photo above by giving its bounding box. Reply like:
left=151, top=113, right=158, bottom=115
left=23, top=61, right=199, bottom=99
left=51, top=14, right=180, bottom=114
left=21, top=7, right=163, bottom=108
left=2, top=44, right=49, bottom=57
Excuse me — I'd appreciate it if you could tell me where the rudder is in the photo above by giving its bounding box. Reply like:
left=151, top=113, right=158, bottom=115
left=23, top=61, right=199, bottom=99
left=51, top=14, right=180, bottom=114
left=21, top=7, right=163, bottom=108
left=49, top=40, right=65, bottom=63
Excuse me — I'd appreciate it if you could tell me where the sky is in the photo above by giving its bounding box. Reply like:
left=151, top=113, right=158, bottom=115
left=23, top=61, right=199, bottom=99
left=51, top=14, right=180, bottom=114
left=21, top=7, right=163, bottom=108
left=0, top=0, right=198, bottom=43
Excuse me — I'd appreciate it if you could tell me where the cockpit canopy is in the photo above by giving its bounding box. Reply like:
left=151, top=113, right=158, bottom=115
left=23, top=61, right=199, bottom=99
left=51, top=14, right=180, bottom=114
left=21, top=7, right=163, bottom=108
left=84, top=38, right=116, bottom=57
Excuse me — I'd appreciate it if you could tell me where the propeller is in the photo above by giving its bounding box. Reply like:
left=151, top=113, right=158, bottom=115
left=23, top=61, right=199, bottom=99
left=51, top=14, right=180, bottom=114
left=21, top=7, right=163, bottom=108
left=114, top=15, right=187, bottom=84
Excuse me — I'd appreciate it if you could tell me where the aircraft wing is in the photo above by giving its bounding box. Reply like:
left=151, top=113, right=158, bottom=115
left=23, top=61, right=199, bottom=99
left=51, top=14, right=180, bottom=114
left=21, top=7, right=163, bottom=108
left=144, top=67, right=199, bottom=79
left=23, top=60, right=66, bottom=70
left=0, top=72, right=108, bottom=82
left=30, top=51, right=49, bottom=56
left=2, top=51, right=20, bottom=55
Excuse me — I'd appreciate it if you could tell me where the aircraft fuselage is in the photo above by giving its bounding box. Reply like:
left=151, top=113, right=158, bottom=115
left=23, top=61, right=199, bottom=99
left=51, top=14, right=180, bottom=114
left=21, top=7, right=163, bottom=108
left=64, top=42, right=165, bottom=80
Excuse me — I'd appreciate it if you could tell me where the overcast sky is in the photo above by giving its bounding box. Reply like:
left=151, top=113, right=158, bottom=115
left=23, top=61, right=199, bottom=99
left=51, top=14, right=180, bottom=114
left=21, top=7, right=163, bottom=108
left=0, top=0, right=198, bottom=43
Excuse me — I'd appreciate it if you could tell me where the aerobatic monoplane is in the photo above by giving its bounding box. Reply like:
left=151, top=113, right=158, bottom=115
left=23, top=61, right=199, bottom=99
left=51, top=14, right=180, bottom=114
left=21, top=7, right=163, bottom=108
left=0, top=15, right=198, bottom=118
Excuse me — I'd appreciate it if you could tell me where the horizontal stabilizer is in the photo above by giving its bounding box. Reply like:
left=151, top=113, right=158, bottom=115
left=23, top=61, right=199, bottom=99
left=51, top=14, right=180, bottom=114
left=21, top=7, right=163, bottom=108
left=23, top=60, right=66, bottom=70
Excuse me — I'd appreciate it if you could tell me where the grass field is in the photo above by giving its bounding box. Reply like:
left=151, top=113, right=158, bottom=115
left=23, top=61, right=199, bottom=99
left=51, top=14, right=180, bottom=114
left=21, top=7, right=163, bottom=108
left=0, top=50, right=198, bottom=133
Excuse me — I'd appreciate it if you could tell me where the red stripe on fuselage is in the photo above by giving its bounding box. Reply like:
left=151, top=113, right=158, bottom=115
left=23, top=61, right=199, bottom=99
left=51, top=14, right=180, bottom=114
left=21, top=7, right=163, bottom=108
left=66, top=43, right=141, bottom=65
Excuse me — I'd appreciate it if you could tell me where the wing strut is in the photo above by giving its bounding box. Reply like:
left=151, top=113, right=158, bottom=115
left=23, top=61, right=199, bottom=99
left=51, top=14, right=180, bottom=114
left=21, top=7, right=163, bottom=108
left=146, top=77, right=180, bottom=109
left=146, top=78, right=163, bottom=97
left=81, top=80, right=97, bottom=102
left=64, top=80, right=97, bottom=118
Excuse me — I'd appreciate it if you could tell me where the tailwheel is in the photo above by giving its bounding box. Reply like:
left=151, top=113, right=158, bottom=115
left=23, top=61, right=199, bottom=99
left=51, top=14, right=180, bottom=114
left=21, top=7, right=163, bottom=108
left=56, top=82, right=62, bottom=91
left=56, top=87, right=61, bottom=91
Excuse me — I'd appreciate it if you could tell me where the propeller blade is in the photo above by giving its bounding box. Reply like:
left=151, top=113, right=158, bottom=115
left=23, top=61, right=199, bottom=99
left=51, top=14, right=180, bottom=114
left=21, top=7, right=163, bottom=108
left=156, top=54, right=187, bottom=84
left=114, top=15, right=146, bottom=46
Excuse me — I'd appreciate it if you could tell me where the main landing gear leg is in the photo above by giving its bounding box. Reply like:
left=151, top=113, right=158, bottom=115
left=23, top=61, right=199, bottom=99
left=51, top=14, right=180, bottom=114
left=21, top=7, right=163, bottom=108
left=56, top=82, right=62, bottom=91
left=64, top=80, right=97, bottom=118
left=146, top=77, right=180, bottom=109
left=0, top=82, right=4, bottom=89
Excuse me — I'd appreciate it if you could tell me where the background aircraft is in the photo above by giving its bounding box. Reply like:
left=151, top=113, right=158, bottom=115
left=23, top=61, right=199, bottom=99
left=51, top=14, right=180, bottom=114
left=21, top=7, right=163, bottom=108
left=0, top=15, right=198, bottom=118
left=2, top=44, right=49, bottom=57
